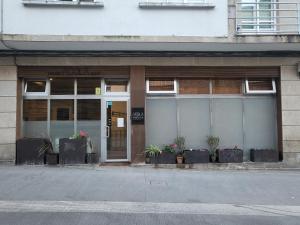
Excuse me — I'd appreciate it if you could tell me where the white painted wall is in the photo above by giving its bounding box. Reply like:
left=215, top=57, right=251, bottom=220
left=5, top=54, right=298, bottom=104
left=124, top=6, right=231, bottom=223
left=3, top=0, right=228, bottom=37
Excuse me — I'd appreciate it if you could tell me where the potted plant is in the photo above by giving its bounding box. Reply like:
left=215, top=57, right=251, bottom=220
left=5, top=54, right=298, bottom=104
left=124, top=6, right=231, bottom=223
left=218, top=146, right=243, bottom=163
left=250, top=149, right=278, bottom=162
left=145, top=145, right=161, bottom=164
left=16, top=137, right=52, bottom=165
left=157, top=144, right=176, bottom=164
left=184, top=149, right=210, bottom=164
left=59, top=130, right=87, bottom=164
left=207, top=136, right=220, bottom=162
left=174, top=137, right=185, bottom=164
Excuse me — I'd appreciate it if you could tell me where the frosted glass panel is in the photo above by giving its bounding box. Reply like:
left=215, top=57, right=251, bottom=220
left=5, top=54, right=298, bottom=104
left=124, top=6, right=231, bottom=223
left=146, top=99, right=177, bottom=147
left=212, top=99, right=243, bottom=150
left=50, top=100, right=74, bottom=153
left=23, top=122, right=48, bottom=138
left=177, top=99, right=210, bottom=149
left=77, top=121, right=101, bottom=155
left=23, top=100, right=48, bottom=138
left=244, top=97, right=277, bottom=151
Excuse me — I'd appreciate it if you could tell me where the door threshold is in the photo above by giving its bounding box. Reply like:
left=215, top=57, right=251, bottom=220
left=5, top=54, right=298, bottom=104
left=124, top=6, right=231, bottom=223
left=100, top=162, right=131, bottom=166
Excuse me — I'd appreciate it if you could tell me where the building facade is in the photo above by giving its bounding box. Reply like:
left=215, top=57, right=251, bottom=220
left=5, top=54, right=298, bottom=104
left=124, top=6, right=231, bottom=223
left=0, top=0, right=300, bottom=164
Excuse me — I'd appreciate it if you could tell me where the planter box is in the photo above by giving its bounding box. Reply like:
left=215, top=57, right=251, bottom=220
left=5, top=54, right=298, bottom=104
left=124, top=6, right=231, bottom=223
left=16, top=138, right=52, bottom=165
left=157, top=152, right=176, bottom=164
left=250, top=149, right=279, bottom=162
left=59, top=138, right=87, bottom=164
left=217, top=149, right=243, bottom=163
left=86, top=153, right=99, bottom=164
left=46, top=153, right=58, bottom=165
left=145, top=155, right=158, bottom=164
left=184, top=149, right=209, bottom=164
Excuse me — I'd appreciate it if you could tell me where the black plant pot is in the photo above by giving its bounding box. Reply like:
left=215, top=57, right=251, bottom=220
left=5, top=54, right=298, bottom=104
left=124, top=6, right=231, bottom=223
left=217, top=149, right=243, bottom=163
left=86, top=153, right=99, bottom=164
left=59, top=138, right=87, bottom=164
left=145, top=155, right=159, bottom=164
left=16, top=138, right=52, bottom=165
left=157, top=152, right=176, bottom=164
left=184, top=149, right=209, bottom=164
left=46, top=153, right=58, bottom=165
left=250, top=149, right=279, bottom=162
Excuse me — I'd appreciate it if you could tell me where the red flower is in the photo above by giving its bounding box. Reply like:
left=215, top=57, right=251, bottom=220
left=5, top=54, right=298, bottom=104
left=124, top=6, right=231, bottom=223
left=79, top=130, right=88, bottom=137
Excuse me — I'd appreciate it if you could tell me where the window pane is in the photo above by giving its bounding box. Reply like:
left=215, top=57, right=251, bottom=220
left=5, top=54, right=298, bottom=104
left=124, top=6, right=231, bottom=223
left=148, top=79, right=175, bottom=91
left=146, top=99, right=177, bottom=147
left=77, top=78, right=102, bottom=95
left=77, top=100, right=101, bottom=120
left=212, top=80, right=243, bottom=94
left=23, top=100, right=48, bottom=138
left=23, top=100, right=47, bottom=121
left=26, top=80, right=46, bottom=93
left=50, top=100, right=74, bottom=152
left=240, top=5, right=256, bottom=30
left=179, top=79, right=209, bottom=94
left=105, top=80, right=128, bottom=92
left=248, top=79, right=274, bottom=91
left=50, top=78, right=74, bottom=95
left=77, top=100, right=101, bottom=156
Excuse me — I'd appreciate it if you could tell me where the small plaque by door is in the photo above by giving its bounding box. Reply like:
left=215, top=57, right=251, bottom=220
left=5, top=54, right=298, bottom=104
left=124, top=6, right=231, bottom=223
left=131, top=108, right=144, bottom=125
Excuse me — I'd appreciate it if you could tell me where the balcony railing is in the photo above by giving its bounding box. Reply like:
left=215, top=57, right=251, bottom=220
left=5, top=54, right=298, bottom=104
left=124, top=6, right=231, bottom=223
left=23, top=0, right=104, bottom=7
left=236, top=1, right=300, bottom=35
left=139, top=0, right=215, bottom=9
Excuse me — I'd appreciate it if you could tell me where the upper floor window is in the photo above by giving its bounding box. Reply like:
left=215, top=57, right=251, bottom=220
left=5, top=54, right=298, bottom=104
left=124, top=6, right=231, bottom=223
left=236, top=0, right=300, bottom=35
left=237, top=0, right=275, bottom=32
left=23, top=0, right=104, bottom=7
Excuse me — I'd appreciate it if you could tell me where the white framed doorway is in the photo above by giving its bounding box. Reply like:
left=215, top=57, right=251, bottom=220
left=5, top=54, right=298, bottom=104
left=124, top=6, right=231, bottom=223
left=101, top=97, right=131, bottom=162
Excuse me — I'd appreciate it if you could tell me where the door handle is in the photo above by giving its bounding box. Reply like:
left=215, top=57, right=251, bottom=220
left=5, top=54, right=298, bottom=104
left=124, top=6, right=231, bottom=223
left=106, top=126, right=110, bottom=138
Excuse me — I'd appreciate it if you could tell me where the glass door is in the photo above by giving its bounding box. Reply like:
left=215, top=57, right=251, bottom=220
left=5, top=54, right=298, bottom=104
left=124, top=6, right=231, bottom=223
left=102, top=99, right=129, bottom=162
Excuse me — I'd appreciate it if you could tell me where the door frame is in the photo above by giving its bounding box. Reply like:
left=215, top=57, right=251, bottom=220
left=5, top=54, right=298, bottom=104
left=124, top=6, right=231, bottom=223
left=101, top=97, right=131, bottom=162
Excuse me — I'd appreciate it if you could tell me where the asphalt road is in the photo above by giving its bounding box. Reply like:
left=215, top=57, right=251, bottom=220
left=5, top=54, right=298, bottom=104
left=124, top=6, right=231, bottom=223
left=0, top=165, right=299, bottom=225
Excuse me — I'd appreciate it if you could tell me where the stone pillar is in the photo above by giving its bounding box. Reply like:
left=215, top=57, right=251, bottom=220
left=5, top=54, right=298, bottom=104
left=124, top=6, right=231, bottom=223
left=0, top=66, right=17, bottom=163
left=281, top=65, right=300, bottom=164
left=130, top=66, right=145, bottom=163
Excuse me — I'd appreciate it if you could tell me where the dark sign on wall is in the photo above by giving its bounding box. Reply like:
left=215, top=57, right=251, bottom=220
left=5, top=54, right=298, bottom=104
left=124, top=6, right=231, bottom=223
left=131, top=108, right=145, bottom=125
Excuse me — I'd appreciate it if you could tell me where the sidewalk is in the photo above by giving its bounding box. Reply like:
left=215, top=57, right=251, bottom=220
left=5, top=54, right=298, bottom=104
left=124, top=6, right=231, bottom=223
left=132, top=161, right=300, bottom=170
left=0, top=165, right=299, bottom=206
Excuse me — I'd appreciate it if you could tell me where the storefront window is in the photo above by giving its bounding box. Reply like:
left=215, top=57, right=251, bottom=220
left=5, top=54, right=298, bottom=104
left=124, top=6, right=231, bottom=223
left=212, top=80, right=243, bottom=94
left=146, top=79, right=176, bottom=94
left=246, top=79, right=276, bottom=94
left=50, top=100, right=74, bottom=152
left=77, top=78, right=102, bottom=95
left=77, top=99, right=101, bottom=155
left=50, top=78, right=74, bottom=95
left=23, top=100, right=48, bottom=138
left=25, top=80, right=47, bottom=93
left=105, top=79, right=128, bottom=93
left=179, top=79, right=210, bottom=94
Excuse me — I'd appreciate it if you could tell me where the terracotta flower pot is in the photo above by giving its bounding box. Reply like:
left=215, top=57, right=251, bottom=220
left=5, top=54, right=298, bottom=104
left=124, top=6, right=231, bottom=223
left=176, top=155, right=184, bottom=164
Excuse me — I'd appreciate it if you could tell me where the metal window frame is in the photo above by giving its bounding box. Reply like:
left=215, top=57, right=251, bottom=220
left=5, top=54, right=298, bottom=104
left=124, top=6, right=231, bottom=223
left=245, top=79, right=276, bottom=94
left=22, top=77, right=131, bottom=162
left=104, top=78, right=130, bottom=97
left=24, top=79, right=49, bottom=97
left=101, top=97, right=131, bottom=163
left=146, top=79, right=177, bottom=95
left=236, top=0, right=279, bottom=34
